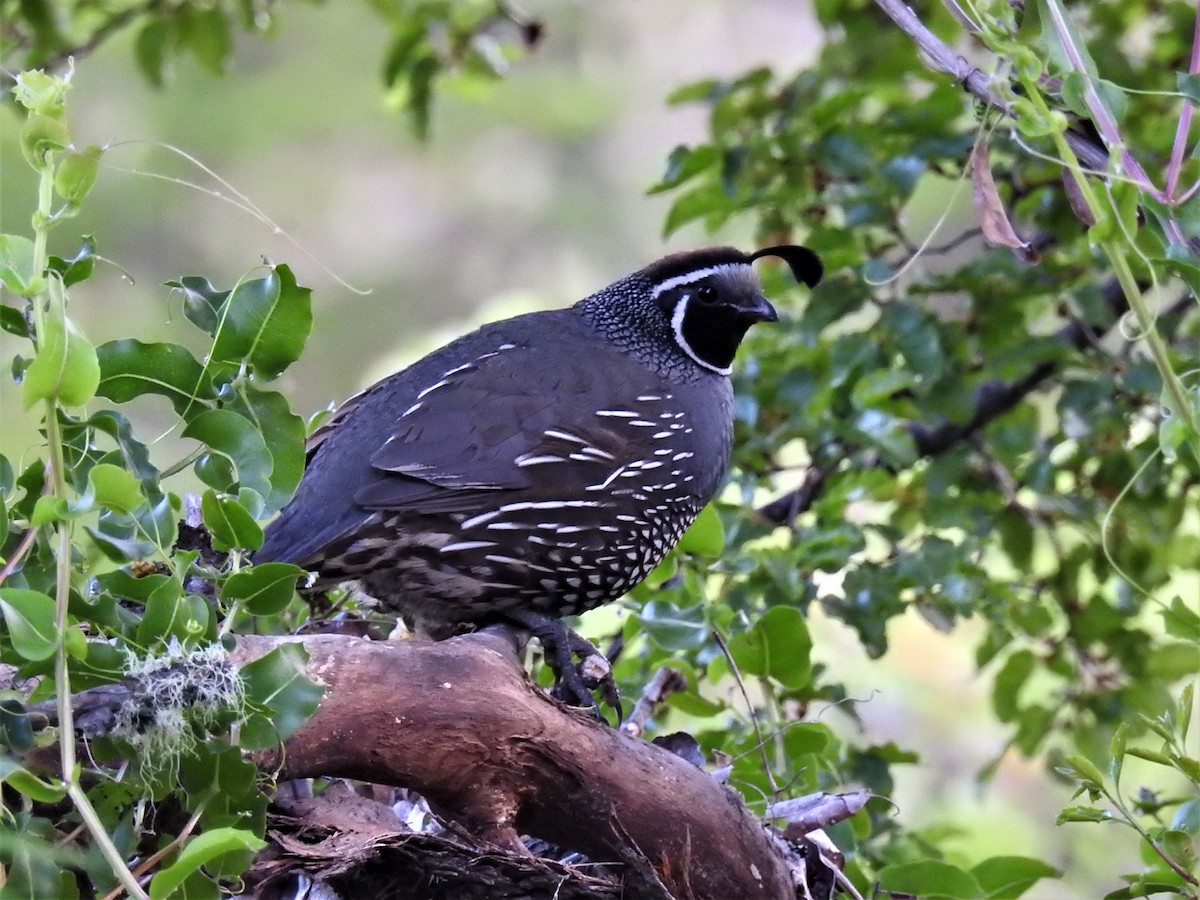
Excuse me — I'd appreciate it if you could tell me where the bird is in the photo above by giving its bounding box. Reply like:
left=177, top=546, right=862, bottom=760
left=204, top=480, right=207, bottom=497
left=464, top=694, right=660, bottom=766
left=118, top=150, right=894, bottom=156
left=256, top=245, right=823, bottom=708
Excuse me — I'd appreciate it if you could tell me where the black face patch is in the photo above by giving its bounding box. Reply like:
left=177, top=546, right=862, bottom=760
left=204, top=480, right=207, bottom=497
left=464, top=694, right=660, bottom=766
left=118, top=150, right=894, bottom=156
left=652, top=266, right=776, bottom=374
left=675, top=293, right=753, bottom=373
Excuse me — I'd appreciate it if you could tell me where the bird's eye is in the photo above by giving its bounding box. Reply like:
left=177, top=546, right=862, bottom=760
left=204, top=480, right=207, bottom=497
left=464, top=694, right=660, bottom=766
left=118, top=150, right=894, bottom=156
left=695, top=284, right=717, bottom=304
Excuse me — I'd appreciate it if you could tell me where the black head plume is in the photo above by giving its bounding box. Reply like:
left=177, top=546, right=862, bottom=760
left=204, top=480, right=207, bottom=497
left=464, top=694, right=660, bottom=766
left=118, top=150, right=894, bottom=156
left=749, top=245, right=824, bottom=288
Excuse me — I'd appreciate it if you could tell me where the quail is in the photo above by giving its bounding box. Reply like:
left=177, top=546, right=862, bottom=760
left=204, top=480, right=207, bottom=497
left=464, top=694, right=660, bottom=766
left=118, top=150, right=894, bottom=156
left=256, top=245, right=822, bottom=707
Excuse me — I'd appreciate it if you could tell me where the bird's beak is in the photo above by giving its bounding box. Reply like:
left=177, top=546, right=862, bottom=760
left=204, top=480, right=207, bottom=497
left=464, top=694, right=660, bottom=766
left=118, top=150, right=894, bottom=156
left=738, top=295, right=778, bottom=324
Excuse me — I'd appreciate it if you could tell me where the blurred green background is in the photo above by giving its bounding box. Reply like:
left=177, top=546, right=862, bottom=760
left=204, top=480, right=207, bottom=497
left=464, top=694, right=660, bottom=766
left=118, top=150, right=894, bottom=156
left=0, top=2, right=1141, bottom=895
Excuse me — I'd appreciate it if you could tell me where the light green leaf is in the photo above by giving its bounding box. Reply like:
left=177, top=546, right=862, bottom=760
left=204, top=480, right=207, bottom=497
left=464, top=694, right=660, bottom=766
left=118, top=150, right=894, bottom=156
left=677, top=504, right=724, bottom=557
left=23, top=285, right=100, bottom=409
left=0, top=234, right=38, bottom=294
left=88, top=463, right=144, bottom=514
left=0, top=588, right=59, bottom=661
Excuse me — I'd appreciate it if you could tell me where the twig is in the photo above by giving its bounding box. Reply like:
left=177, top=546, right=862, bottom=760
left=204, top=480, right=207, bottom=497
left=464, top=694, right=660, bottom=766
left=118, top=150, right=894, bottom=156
left=98, top=799, right=210, bottom=900
left=0, top=526, right=39, bottom=587
left=710, top=629, right=782, bottom=799
left=871, top=0, right=1109, bottom=172
left=620, top=668, right=687, bottom=737
left=1165, top=3, right=1200, bottom=199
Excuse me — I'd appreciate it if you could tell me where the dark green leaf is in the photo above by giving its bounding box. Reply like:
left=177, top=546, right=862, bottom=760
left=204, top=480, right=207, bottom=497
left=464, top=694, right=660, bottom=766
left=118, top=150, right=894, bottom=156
left=971, top=855, right=1060, bottom=898
left=877, top=860, right=984, bottom=899
left=239, top=643, right=323, bottom=748
left=135, top=19, right=172, bottom=87
left=220, top=563, right=304, bottom=616
left=201, top=491, right=263, bottom=553
left=182, top=409, right=274, bottom=501
left=96, top=340, right=213, bottom=415
left=993, top=649, right=1035, bottom=723
left=636, top=599, right=709, bottom=652
left=47, top=236, right=97, bottom=287
left=224, top=388, right=305, bottom=512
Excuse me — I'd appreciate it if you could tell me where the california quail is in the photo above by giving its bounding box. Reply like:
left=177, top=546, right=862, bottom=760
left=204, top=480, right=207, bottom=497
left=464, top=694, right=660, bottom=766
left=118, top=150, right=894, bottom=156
left=257, top=245, right=822, bottom=706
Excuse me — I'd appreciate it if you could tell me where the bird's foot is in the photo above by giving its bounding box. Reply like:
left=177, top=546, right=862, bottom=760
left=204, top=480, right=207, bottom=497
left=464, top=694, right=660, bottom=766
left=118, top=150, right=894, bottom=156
left=505, top=610, right=622, bottom=720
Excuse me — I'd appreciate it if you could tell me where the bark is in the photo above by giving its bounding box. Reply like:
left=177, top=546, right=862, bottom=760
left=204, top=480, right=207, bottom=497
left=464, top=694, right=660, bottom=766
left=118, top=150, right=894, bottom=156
left=227, top=631, right=798, bottom=900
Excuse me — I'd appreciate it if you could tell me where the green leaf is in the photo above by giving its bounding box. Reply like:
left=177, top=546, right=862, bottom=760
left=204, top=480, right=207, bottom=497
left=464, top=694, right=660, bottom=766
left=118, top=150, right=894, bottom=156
left=637, top=599, right=709, bottom=651
left=0, top=700, right=34, bottom=753
left=220, top=563, right=303, bottom=616
left=239, top=643, right=323, bottom=748
left=224, top=388, right=305, bottom=512
left=993, top=649, right=1035, bottom=723
left=182, top=409, right=274, bottom=500
left=96, top=340, right=214, bottom=415
left=877, top=860, right=985, bottom=899
left=853, top=409, right=917, bottom=466
left=1110, top=722, right=1128, bottom=788
left=677, top=504, right=724, bottom=557
left=87, top=463, right=144, bottom=514
left=1176, top=71, right=1200, bottom=106
left=1060, top=754, right=1106, bottom=789
left=135, top=18, right=172, bottom=87
left=0, top=756, right=67, bottom=803
left=1161, top=830, right=1197, bottom=871
left=135, top=576, right=185, bottom=646
left=971, top=856, right=1060, bottom=898
left=709, top=606, right=813, bottom=690
left=1162, top=597, right=1200, bottom=642
left=23, top=288, right=100, bottom=408
left=54, top=145, right=102, bottom=203
left=1056, top=805, right=1111, bottom=824
left=173, top=266, right=312, bottom=379
left=48, top=236, right=97, bottom=287
left=201, top=491, right=263, bottom=553
left=1, top=303, right=30, bottom=337
left=1147, top=642, right=1200, bottom=681
left=0, top=234, right=39, bottom=294
left=0, top=588, right=59, bottom=661
left=178, top=7, right=232, bottom=75
left=148, top=828, right=266, bottom=900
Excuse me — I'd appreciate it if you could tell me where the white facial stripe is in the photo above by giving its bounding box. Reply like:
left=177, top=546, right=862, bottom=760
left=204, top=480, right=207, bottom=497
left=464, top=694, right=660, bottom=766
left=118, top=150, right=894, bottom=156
left=671, top=294, right=731, bottom=375
left=651, top=263, right=744, bottom=299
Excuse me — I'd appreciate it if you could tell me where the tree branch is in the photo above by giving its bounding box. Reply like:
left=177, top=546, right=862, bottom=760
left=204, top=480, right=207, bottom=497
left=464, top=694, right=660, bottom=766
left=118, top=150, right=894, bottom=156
left=871, top=0, right=1110, bottom=172
left=758, top=277, right=1145, bottom=525
left=28, top=632, right=819, bottom=899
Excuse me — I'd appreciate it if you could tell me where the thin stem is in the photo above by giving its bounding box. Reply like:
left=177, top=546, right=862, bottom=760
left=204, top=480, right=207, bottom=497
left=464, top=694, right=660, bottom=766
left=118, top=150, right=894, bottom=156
left=1165, top=2, right=1200, bottom=199
left=1026, top=88, right=1200, bottom=450
left=711, top=629, right=782, bottom=799
left=31, top=152, right=150, bottom=900
left=1041, top=0, right=1157, bottom=197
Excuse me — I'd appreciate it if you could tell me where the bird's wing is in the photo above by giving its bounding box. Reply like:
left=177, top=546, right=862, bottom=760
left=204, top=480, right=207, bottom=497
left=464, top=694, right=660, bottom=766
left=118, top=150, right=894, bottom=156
left=351, top=341, right=658, bottom=513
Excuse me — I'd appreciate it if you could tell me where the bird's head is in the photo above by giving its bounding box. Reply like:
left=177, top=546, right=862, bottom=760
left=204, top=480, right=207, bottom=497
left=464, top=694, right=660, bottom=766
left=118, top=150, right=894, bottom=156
left=579, top=245, right=823, bottom=376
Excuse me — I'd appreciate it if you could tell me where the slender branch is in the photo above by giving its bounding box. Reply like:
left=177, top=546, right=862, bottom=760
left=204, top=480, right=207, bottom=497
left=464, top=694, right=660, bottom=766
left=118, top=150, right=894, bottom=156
left=757, top=278, right=1175, bottom=525
left=871, top=0, right=1109, bottom=172
left=0, top=2, right=163, bottom=92
left=1040, top=0, right=1157, bottom=196
left=1164, top=2, right=1200, bottom=199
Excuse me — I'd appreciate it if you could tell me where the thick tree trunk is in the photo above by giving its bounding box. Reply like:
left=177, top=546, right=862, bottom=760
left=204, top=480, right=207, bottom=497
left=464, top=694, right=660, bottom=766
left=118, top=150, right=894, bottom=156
left=230, top=631, right=798, bottom=900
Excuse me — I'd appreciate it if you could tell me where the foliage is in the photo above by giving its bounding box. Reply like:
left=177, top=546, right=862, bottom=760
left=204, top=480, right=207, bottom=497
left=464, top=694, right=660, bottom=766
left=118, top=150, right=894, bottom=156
left=0, top=69, right=322, bottom=898
left=1, top=0, right=1198, bottom=898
